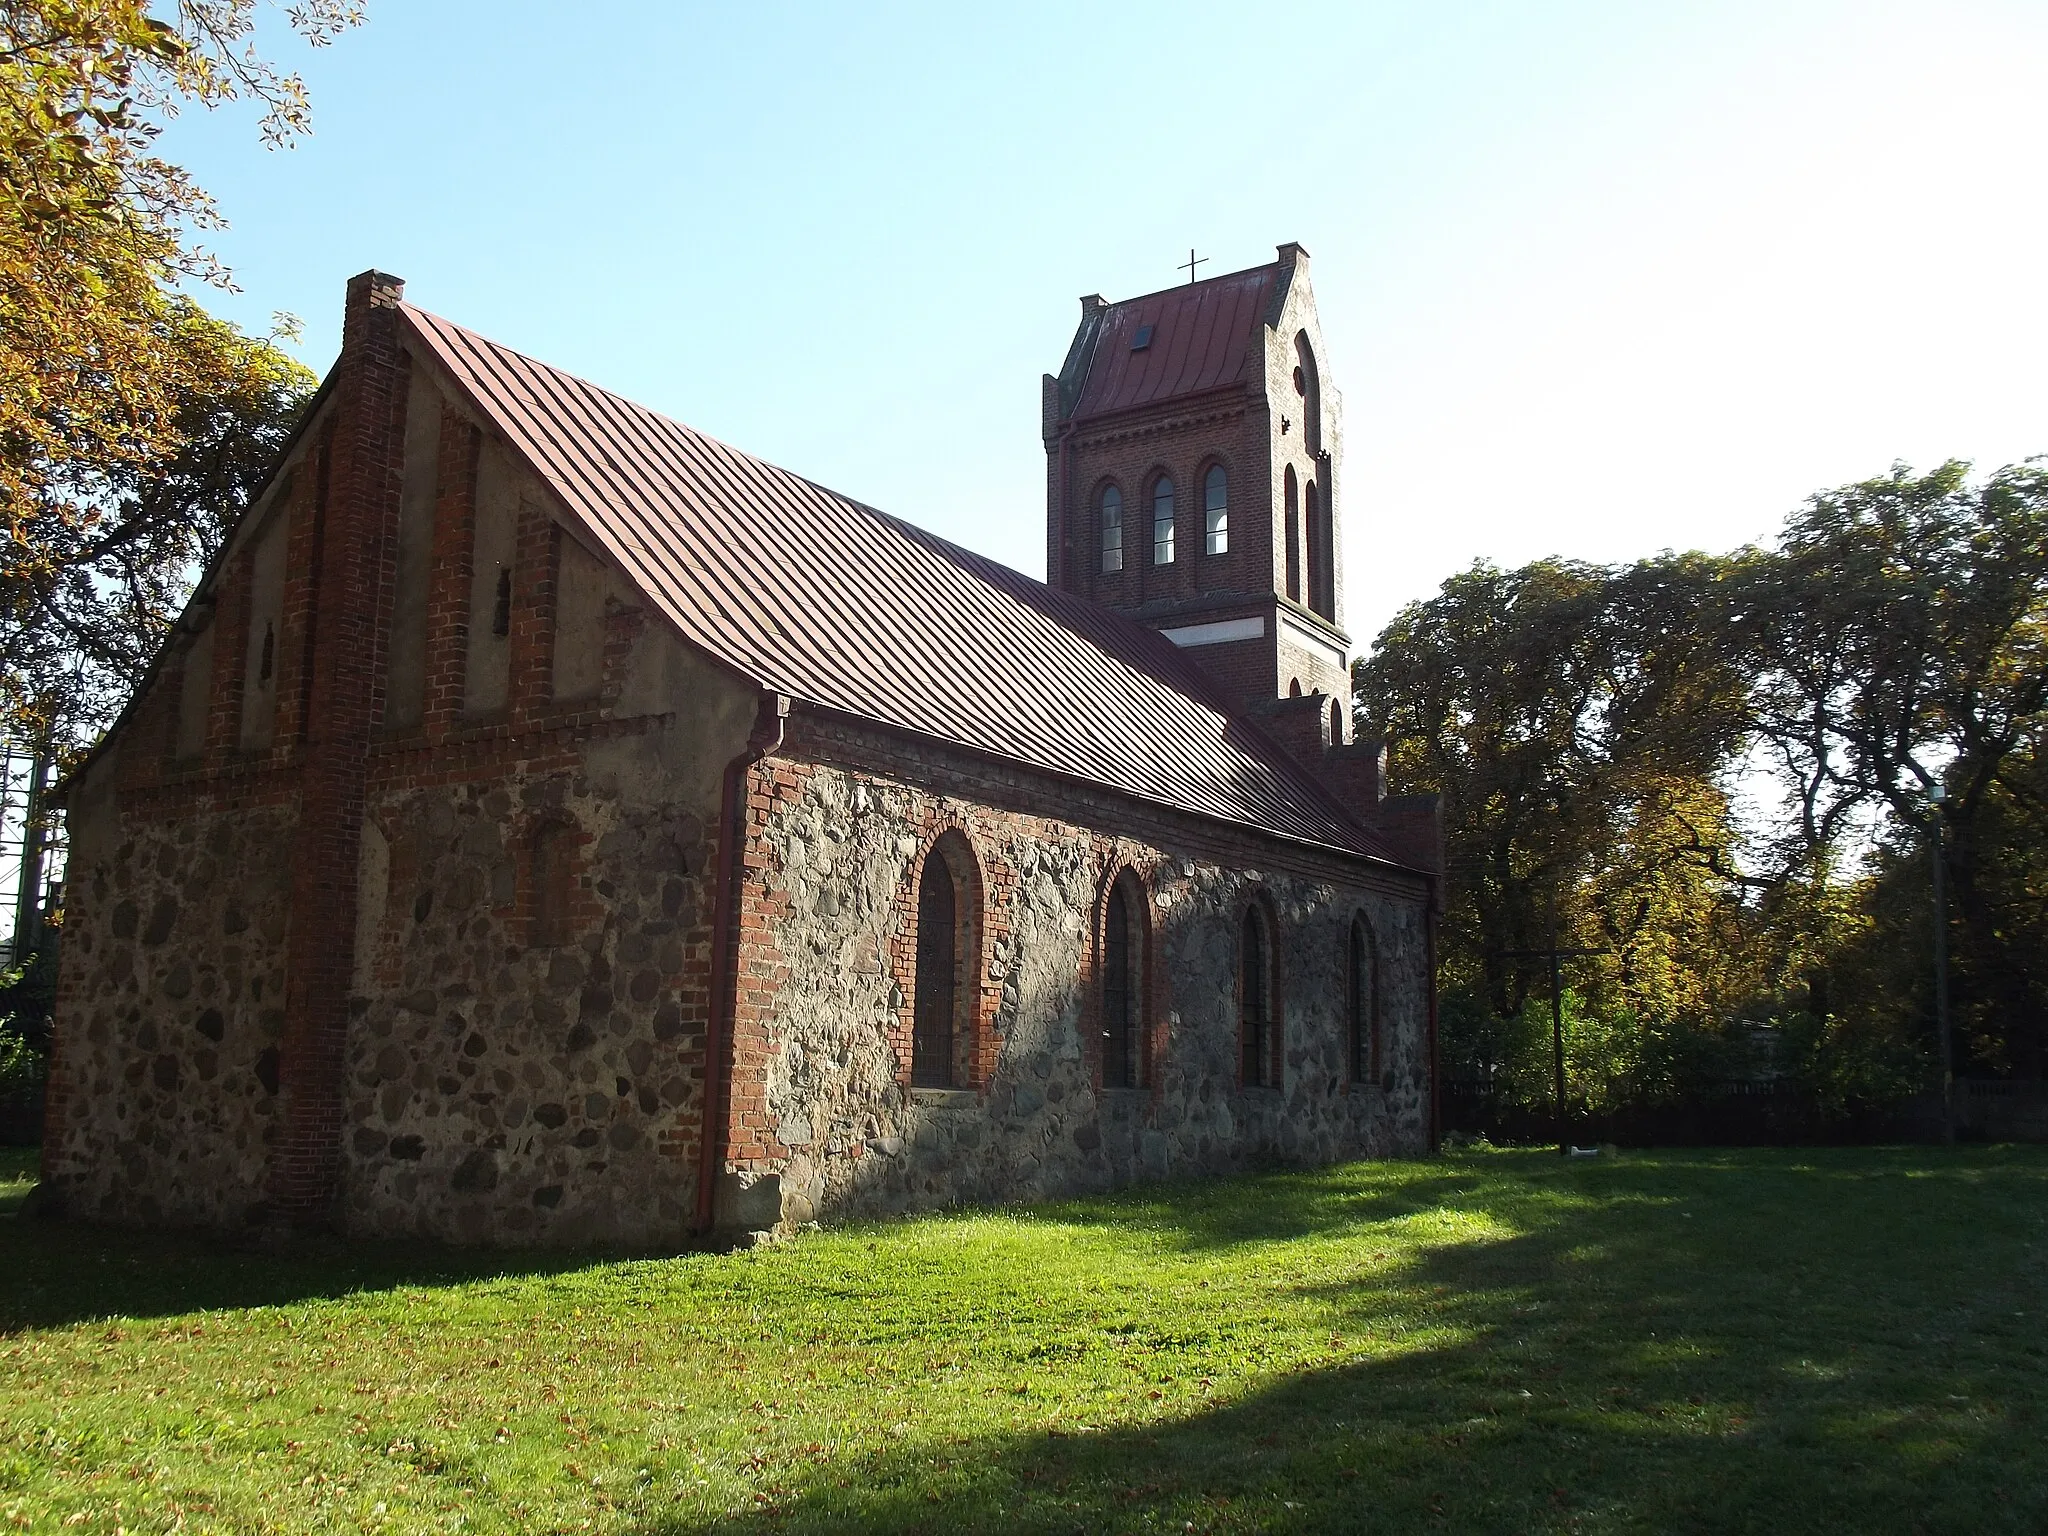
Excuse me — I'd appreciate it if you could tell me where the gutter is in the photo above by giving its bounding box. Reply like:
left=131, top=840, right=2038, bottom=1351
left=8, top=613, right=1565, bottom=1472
left=695, top=690, right=790, bottom=1236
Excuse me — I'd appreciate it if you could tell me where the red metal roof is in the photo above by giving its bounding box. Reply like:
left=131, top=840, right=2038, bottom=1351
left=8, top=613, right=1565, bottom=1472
left=1066, top=264, right=1278, bottom=420
left=401, top=305, right=1403, bottom=866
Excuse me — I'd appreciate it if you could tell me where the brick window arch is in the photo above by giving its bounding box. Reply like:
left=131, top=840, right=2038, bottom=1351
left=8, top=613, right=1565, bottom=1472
left=1151, top=475, right=1176, bottom=566
left=1295, top=331, right=1322, bottom=456
left=1283, top=465, right=1301, bottom=603
left=1306, top=476, right=1334, bottom=620
left=530, top=817, right=583, bottom=949
left=1202, top=463, right=1228, bottom=556
left=1096, top=866, right=1151, bottom=1090
left=1348, top=913, right=1379, bottom=1087
left=1100, top=483, right=1124, bottom=573
left=1239, top=897, right=1282, bottom=1088
left=909, top=829, right=984, bottom=1089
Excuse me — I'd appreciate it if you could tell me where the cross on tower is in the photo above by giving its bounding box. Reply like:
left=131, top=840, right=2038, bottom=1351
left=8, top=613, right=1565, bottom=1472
left=1178, top=248, right=1208, bottom=284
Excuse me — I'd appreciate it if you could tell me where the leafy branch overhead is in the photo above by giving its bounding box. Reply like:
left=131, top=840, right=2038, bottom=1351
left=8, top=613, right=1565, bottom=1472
left=0, top=1, right=361, bottom=750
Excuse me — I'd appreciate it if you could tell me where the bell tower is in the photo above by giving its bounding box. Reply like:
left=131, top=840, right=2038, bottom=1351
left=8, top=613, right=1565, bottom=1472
left=1042, top=243, right=1349, bottom=734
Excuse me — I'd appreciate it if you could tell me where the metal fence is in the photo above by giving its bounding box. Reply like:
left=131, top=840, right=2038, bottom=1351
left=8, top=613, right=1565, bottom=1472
left=1441, top=1078, right=1931, bottom=1147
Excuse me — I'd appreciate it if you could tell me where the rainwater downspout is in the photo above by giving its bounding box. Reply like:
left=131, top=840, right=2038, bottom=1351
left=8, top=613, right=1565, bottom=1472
left=695, top=691, right=789, bottom=1236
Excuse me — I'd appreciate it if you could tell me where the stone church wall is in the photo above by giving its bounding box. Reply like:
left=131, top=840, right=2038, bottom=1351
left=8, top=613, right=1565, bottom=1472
left=719, top=727, right=1431, bottom=1231
left=40, top=746, right=300, bottom=1227
left=336, top=602, right=758, bottom=1246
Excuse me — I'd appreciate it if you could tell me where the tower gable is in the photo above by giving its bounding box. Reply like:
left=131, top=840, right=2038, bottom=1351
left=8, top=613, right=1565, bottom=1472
left=1043, top=244, right=1349, bottom=720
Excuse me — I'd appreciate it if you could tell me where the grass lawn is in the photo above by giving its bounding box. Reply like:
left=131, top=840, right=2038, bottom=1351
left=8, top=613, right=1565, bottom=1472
left=2, top=1144, right=2045, bottom=1534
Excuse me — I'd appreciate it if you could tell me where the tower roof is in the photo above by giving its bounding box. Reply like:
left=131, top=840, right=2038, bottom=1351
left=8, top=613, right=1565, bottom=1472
left=1054, top=253, right=1299, bottom=423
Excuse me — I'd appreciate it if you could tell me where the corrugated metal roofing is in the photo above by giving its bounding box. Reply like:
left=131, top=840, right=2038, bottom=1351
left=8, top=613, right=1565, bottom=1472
left=1067, top=264, right=1277, bottom=421
left=401, top=305, right=1402, bottom=866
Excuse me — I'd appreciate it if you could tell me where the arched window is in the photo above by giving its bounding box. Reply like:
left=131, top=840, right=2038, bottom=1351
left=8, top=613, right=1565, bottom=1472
left=1283, top=466, right=1301, bottom=603
left=1330, top=699, right=1345, bottom=745
left=1203, top=465, right=1228, bottom=555
left=1240, top=904, right=1274, bottom=1088
left=1295, top=332, right=1322, bottom=456
left=1151, top=476, right=1175, bottom=565
left=1306, top=478, right=1334, bottom=619
left=1100, top=485, right=1123, bottom=573
left=913, top=851, right=959, bottom=1087
left=1348, top=915, right=1378, bottom=1085
left=532, top=820, right=580, bottom=949
left=1101, top=876, right=1144, bottom=1089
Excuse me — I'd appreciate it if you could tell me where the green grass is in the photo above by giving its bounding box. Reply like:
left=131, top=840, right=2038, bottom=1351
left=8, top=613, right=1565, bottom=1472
left=3, top=1147, right=2046, bottom=1534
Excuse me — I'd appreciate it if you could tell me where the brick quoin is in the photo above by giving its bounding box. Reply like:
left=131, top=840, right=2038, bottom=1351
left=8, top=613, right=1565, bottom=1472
left=267, top=270, right=410, bottom=1227
left=272, top=453, right=323, bottom=748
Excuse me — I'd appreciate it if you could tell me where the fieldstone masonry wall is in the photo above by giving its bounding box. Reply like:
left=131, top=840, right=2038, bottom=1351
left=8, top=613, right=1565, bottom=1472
left=42, top=767, right=298, bottom=1226
left=720, top=742, right=1430, bottom=1230
left=343, top=745, right=708, bottom=1244
left=339, top=636, right=756, bottom=1245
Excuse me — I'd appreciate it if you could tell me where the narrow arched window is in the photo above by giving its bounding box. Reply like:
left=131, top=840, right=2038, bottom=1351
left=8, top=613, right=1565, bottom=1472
left=1283, top=466, right=1301, bottom=603
left=533, top=820, right=579, bottom=949
left=1152, top=477, right=1175, bottom=565
left=1100, top=485, right=1123, bottom=573
left=1203, top=465, right=1228, bottom=555
left=1240, top=905, right=1273, bottom=1088
left=913, top=853, right=959, bottom=1087
left=1348, top=916, right=1377, bottom=1085
left=1295, top=332, right=1322, bottom=456
left=1102, top=878, right=1143, bottom=1089
left=1306, top=478, right=1332, bottom=619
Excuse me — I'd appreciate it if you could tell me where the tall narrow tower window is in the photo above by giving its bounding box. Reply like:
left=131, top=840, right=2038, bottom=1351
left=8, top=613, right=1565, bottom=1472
left=1152, top=477, right=1175, bottom=565
left=1203, top=466, right=1228, bottom=555
left=1306, top=479, right=1333, bottom=619
left=1100, top=486, right=1123, bottom=573
left=1295, top=333, right=1323, bottom=456
left=1283, top=466, right=1301, bottom=603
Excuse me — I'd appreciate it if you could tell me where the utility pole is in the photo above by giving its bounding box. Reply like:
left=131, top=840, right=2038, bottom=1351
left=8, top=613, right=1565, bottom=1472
left=1930, top=784, right=1954, bottom=1146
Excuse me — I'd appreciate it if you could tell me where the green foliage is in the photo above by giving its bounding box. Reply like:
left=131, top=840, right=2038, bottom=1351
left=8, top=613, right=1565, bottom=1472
left=1, top=300, right=316, bottom=747
left=0, top=1021, right=42, bottom=1105
left=1358, top=457, right=2048, bottom=1114
left=4, top=1149, right=2046, bottom=1532
left=0, top=1, right=355, bottom=749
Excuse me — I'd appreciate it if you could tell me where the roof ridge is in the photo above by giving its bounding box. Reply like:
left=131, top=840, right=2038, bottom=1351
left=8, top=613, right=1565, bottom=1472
left=1097, top=260, right=1279, bottom=313
left=399, top=303, right=1410, bottom=869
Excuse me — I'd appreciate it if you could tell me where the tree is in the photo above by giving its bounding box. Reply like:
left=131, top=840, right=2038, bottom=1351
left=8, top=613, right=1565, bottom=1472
left=1, top=300, right=314, bottom=744
left=0, top=0, right=360, bottom=748
left=1740, top=461, right=2048, bottom=1073
left=1355, top=554, right=1750, bottom=1036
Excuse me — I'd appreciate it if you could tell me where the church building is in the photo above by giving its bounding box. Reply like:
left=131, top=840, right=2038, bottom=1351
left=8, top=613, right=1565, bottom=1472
left=39, top=245, right=1442, bottom=1244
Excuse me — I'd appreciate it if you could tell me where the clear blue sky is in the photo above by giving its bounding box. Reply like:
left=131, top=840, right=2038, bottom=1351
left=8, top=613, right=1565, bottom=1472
left=164, top=0, right=2048, bottom=647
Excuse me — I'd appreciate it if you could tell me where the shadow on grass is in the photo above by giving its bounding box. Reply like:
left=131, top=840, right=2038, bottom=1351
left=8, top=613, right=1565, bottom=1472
left=0, top=1199, right=665, bottom=1333
left=647, top=1147, right=2048, bottom=1535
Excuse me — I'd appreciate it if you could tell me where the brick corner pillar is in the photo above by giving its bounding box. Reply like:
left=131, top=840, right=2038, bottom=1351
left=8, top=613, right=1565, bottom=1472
left=267, top=269, right=409, bottom=1229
